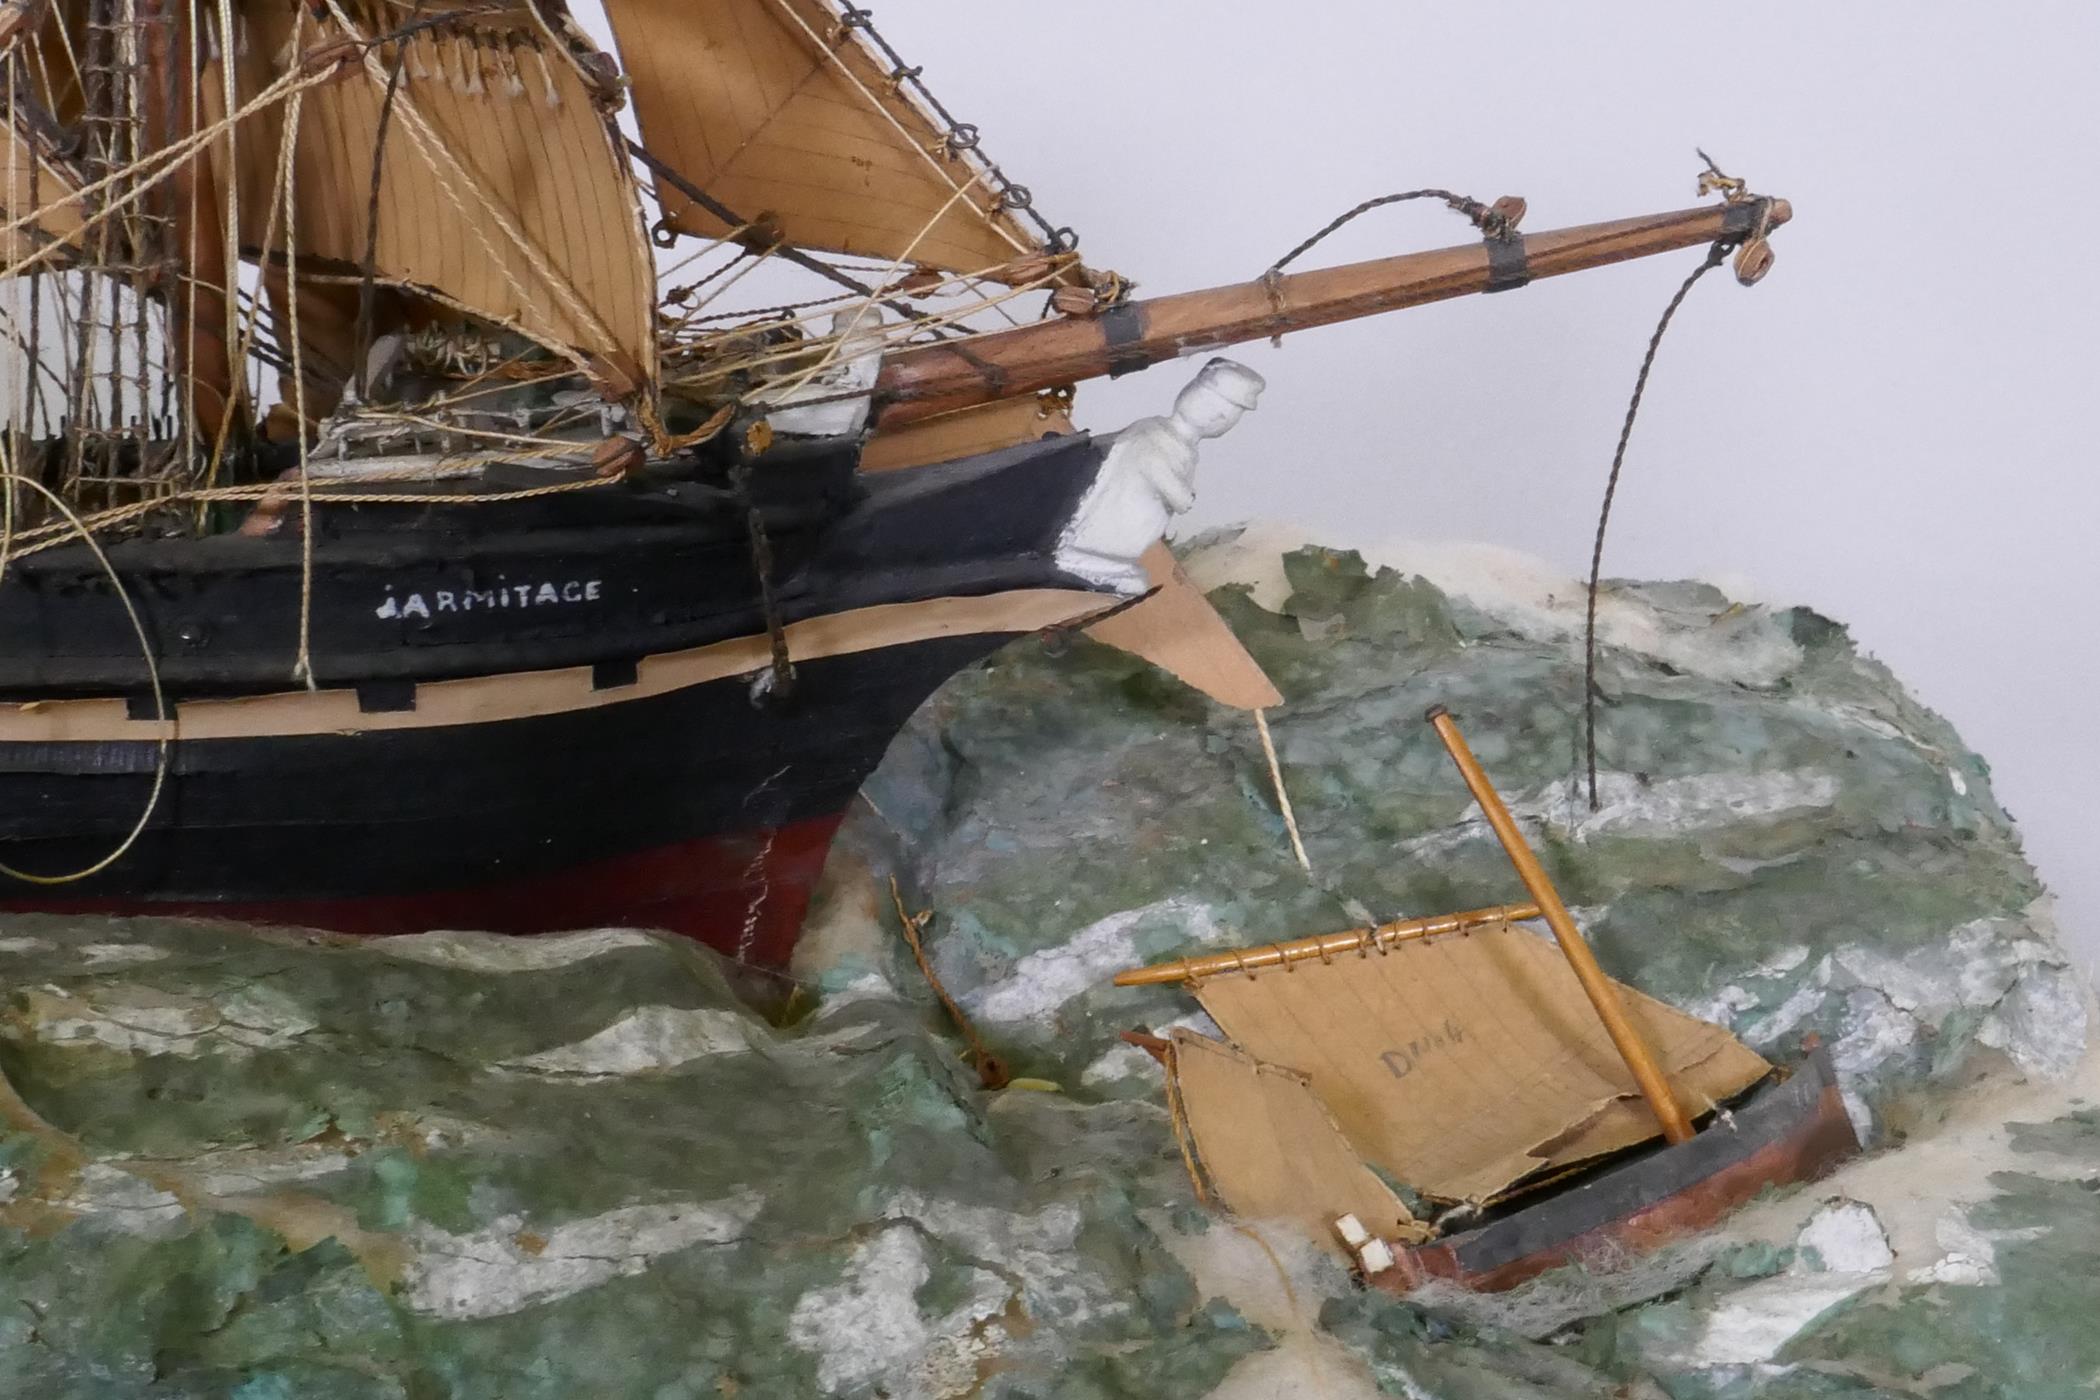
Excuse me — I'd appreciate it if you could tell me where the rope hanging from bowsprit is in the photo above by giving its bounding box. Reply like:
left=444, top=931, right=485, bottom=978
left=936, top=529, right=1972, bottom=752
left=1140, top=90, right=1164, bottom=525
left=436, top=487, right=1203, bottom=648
left=1583, top=153, right=1781, bottom=810
left=731, top=463, right=797, bottom=702
left=1261, top=187, right=1530, bottom=341
left=1266, top=188, right=1528, bottom=276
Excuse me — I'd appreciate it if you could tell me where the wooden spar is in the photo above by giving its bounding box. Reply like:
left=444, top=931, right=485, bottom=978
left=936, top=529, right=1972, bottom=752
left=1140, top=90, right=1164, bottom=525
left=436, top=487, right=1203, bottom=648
left=1424, top=706, right=1695, bottom=1145
left=1111, top=901, right=1543, bottom=987
left=874, top=197, right=1789, bottom=428
left=138, top=0, right=241, bottom=451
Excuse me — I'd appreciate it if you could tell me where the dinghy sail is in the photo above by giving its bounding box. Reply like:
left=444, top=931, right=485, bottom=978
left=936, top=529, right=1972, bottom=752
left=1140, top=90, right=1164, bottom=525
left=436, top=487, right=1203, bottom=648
left=1177, top=914, right=1773, bottom=1206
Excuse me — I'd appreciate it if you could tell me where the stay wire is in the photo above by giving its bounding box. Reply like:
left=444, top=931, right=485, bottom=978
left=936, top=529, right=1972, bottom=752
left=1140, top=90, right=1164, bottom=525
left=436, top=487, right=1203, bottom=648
left=1583, top=240, right=1733, bottom=811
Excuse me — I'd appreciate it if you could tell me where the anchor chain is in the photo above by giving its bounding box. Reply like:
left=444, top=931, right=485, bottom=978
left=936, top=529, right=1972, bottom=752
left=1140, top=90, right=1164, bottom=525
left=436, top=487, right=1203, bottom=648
left=731, top=461, right=797, bottom=703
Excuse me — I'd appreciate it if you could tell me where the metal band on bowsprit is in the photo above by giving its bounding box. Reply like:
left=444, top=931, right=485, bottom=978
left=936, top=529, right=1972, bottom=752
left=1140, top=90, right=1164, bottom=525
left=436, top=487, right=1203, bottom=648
left=1484, top=233, right=1531, bottom=293
left=1098, top=302, right=1150, bottom=377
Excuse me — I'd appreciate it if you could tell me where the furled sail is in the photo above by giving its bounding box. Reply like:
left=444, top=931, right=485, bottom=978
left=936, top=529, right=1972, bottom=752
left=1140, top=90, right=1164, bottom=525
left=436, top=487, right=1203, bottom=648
left=1186, top=919, right=1771, bottom=1203
left=602, top=0, right=1043, bottom=274
left=207, top=0, right=655, bottom=397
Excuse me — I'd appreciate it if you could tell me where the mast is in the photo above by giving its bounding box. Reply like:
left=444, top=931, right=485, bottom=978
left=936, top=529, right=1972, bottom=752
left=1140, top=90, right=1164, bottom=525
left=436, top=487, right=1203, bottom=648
left=1426, top=706, right=1693, bottom=1144
left=138, top=0, right=239, bottom=455
left=873, top=198, right=1789, bottom=428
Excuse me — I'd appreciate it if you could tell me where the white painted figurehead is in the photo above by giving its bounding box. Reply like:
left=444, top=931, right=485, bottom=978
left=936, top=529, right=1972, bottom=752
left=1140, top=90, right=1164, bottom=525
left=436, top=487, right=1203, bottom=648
left=1056, top=357, right=1265, bottom=593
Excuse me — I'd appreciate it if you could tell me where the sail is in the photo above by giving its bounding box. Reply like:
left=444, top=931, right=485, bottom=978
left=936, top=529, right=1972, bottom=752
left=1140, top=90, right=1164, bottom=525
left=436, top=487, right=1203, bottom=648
left=207, top=0, right=655, bottom=394
left=1169, top=1030, right=1431, bottom=1245
left=1, top=0, right=112, bottom=270
left=602, top=0, right=1041, bottom=273
left=1188, top=919, right=1771, bottom=1203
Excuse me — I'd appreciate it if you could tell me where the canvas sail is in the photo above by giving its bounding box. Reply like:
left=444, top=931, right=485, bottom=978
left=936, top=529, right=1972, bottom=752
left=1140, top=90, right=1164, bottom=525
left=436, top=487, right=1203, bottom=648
left=602, top=0, right=1042, bottom=273
left=1168, top=1030, right=1430, bottom=1244
left=1189, top=919, right=1772, bottom=1203
left=205, top=0, right=655, bottom=395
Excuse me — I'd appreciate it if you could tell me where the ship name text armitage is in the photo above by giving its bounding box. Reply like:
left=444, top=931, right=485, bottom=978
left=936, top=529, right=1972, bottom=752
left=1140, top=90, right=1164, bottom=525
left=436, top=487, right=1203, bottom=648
left=374, top=580, right=605, bottom=620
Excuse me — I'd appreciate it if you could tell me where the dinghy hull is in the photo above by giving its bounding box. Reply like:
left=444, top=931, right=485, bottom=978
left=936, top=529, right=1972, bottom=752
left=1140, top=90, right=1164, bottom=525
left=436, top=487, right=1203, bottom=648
left=1386, top=1044, right=1860, bottom=1293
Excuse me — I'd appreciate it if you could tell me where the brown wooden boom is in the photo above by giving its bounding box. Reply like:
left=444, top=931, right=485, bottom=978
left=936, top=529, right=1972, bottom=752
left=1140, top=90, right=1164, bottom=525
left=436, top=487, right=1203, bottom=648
left=874, top=197, right=1788, bottom=428
left=1111, top=901, right=1543, bottom=987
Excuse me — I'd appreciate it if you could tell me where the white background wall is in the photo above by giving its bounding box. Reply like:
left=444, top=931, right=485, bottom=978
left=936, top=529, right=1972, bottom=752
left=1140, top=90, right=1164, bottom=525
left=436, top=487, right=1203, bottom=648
left=591, top=4, right=2100, bottom=962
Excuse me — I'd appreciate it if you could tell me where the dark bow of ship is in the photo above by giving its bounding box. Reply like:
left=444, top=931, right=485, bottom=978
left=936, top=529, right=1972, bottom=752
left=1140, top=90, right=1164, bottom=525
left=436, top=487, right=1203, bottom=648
left=0, top=429, right=1124, bottom=964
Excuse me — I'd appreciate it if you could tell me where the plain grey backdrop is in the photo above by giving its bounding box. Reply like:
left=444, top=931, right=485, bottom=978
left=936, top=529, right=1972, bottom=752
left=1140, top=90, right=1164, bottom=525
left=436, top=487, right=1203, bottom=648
left=591, top=4, right=2100, bottom=965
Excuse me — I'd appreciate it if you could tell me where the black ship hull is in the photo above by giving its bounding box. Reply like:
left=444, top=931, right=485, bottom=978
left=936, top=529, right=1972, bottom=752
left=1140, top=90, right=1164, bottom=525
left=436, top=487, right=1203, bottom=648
left=0, top=431, right=1120, bottom=965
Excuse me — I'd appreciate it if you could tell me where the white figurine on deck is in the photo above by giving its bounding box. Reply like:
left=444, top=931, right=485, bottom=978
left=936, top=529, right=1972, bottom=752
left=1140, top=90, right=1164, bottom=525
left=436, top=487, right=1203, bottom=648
left=1056, top=357, right=1265, bottom=593
left=759, top=308, right=889, bottom=438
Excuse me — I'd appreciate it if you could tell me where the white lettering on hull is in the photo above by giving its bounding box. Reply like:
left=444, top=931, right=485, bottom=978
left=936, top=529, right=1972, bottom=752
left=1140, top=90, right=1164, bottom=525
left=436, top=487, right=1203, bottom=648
left=376, top=579, right=603, bottom=621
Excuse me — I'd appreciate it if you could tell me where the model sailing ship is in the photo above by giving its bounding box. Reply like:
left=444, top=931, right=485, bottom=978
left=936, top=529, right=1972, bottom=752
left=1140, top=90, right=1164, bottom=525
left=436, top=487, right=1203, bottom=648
left=0, top=0, right=1788, bottom=965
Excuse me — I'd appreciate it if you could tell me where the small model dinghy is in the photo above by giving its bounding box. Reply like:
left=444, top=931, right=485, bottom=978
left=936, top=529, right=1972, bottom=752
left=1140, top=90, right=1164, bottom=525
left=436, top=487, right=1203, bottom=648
left=1118, top=709, right=1859, bottom=1291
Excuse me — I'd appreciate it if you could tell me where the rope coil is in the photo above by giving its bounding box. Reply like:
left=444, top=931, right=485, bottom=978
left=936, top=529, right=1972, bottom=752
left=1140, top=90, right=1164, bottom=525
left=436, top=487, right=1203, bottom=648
left=0, top=470, right=170, bottom=886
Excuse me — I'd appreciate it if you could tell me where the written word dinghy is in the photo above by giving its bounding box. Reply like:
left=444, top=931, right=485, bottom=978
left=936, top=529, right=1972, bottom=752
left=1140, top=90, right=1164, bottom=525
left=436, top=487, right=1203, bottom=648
left=1116, top=712, right=1858, bottom=1291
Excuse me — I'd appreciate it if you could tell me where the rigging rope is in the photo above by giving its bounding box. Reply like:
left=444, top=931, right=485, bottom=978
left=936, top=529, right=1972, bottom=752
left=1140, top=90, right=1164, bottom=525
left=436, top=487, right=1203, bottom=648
left=1267, top=187, right=1515, bottom=276
left=283, top=48, right=319, bottom=692
left=1253, top=708, right=1311, bottom=874
left=352, top=0, right=429, bottom=398
left=0, top=469, right=170, bottom=885
left=0, top=470, right=622, bottom=563
left=752, top=172, right=986, bottom=406
left=1582, top=241, right=1733, bottom=811
left=762, top=0, right=1035, bottom=257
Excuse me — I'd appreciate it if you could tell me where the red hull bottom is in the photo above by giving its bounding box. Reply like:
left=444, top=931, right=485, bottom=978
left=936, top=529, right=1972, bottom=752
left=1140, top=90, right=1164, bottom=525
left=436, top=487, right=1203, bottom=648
left=0, top=812, right=847, bottom=969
